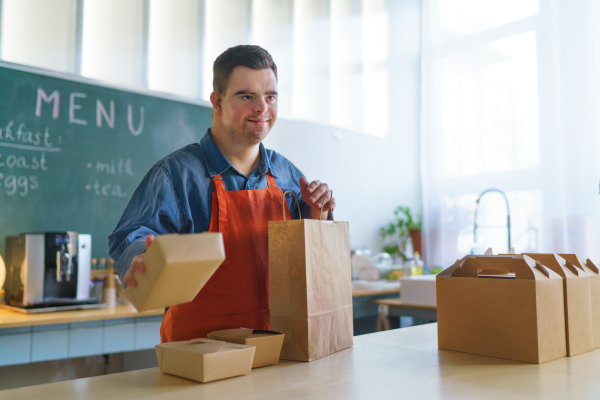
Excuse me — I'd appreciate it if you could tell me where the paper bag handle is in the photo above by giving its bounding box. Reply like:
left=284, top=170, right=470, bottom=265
left=281, top=190, right=332, bottom=221
left=282, top=191, right=302, bottom=221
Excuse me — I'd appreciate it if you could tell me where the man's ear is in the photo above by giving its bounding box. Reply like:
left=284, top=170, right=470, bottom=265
left=210, top=91, right=223, bottom=115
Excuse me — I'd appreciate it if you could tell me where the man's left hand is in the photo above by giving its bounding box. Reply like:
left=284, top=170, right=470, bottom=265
left=299, top=177, right=336, bottom=220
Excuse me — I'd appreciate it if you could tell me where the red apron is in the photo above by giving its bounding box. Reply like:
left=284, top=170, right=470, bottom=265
left=160, top=172, right=290, bottom=342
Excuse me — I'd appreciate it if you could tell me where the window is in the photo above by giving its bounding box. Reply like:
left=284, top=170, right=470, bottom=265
left=1, top=0, right=78, bottom=73
left=422, top=0, right=600, bottom=266
left=422, top=0, right=544, bottom=266
left=0, top=0, right=393, bottom=136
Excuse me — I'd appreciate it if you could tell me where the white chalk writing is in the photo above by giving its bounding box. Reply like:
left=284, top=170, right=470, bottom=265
left=0, top=121, right=58, bottom=150
left=95, top=158, right=134, bottom=176
left=91, top=180, right=127, bottom=197
left=69, top=92, right=87, bottom=125
left=127, top=105, right=144, bottom=136
left=97, top=99, right=115, bottom=128
left=0, top=173, right=39, bottom=196
left=35, top=89, right=60, bottom=120
left=35, top=87, right=145, bottom=135
left=0, top=152, right=48, bottom=170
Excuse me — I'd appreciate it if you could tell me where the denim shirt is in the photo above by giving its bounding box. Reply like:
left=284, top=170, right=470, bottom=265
left=108, top=129, right=312, bottom=283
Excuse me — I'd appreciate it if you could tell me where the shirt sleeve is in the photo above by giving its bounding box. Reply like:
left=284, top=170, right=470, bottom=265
left=108, top=164, right=183, bottom=285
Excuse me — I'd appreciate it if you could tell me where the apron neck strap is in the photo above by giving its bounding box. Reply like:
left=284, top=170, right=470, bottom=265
left=211, top=174, right=228, bottom=240
left=266, top=172, right=277, bottom=189
left=211, top=172, right=276, bottom=189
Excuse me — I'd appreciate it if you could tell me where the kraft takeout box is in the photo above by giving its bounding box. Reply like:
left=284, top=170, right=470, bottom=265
left=559, top=254, right=600, bottom=349
left=208, top=328, right=284, bottom=368
left=155, top=338, right=255, bottom=383
left=523, top=253, right=593, bottom=356
left=125, top=233, right=225, bottom=312
left=437, top=254, right=567, bottom=364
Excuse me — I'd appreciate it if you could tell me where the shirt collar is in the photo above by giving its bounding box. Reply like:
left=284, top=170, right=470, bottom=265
left=199, top=129, right=277, bottom=178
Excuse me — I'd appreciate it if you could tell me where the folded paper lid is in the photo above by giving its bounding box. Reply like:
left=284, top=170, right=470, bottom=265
left=587, top=258, right=600, bottom=274
left=559, top=254, right=587, bottom=269
left=250, top=329, right=284, bottom=335
left=523, top=253, right=586, bottom=278
left=207, top=328, right=254, bottom=342
left=438, top=254, right=561, bottom=280
left=157, top=233, right=226, bottom=263
left=559, top=254, right=600, bottom=275
left=207, top=328, right=284, bottom=341
left=156, top=338, right=225, bottom=355
left=186, top=339, right=226, bottom=354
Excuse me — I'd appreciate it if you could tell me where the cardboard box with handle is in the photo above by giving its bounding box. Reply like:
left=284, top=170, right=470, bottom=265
left=559, top=255, right=600, bottom=349
left=437, top=254, right=567, bottom=364
left=523, top=253, right=594, bottom=356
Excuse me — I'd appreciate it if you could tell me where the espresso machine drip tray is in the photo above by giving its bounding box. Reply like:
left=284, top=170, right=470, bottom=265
left=1, top=298, right=105, bottom=314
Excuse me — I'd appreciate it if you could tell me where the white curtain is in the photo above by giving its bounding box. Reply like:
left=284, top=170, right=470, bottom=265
left=421, top=0, right=600, bottom=268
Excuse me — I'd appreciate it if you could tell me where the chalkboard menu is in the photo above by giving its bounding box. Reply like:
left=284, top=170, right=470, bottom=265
left=0, top=62, right=212, bottom=258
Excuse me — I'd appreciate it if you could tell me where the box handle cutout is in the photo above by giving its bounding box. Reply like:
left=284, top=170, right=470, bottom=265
left=477, top=269, right=515, bottom=279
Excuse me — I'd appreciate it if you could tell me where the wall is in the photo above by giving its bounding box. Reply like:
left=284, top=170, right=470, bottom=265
left=264, top=0, right=422, bottom=253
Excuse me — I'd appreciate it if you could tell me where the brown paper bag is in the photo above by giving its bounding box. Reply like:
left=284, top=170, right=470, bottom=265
left=268, top=191, right=353, bottom=361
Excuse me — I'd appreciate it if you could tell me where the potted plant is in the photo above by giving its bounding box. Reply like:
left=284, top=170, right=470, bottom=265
left=379, top=206, right=422, bottom=262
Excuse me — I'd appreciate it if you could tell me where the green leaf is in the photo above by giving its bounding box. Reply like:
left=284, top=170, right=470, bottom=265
left=380, top=205, right=422, bottom=256
left=383, top=244, right=400, bottom=256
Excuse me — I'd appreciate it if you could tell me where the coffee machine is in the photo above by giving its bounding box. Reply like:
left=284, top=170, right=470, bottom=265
left=2, top=232, right=103, bottom=313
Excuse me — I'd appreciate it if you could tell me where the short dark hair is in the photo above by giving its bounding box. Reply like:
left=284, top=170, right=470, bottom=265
left=213, top=45, right=278, bottom=94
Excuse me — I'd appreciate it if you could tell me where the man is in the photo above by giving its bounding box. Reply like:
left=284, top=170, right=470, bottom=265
left=108, top=45, right=335, bottom=343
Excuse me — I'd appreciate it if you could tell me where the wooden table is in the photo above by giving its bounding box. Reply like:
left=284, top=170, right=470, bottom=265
left=375, top=298, right=437, bottom=320
left=5, top=323, right=600, bottom=399
left=0, top=305, right=163, bottom=329
left=352, top=286, right=400, bottom=297
left=351, top=281, right=401, bottom=333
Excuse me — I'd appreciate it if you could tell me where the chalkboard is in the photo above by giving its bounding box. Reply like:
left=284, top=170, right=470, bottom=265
left=0, top=62, right=213, bottom=259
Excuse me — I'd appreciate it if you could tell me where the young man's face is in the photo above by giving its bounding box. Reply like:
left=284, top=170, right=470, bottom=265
left=214, top=66, right=278, bottom=146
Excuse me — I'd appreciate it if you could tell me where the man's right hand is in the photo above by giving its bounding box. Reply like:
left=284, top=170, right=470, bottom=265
left=123, top=235, right=155, bottom=287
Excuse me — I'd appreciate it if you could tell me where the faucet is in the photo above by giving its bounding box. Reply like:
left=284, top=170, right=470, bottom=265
left=473, top=188, right=511, bottom=252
